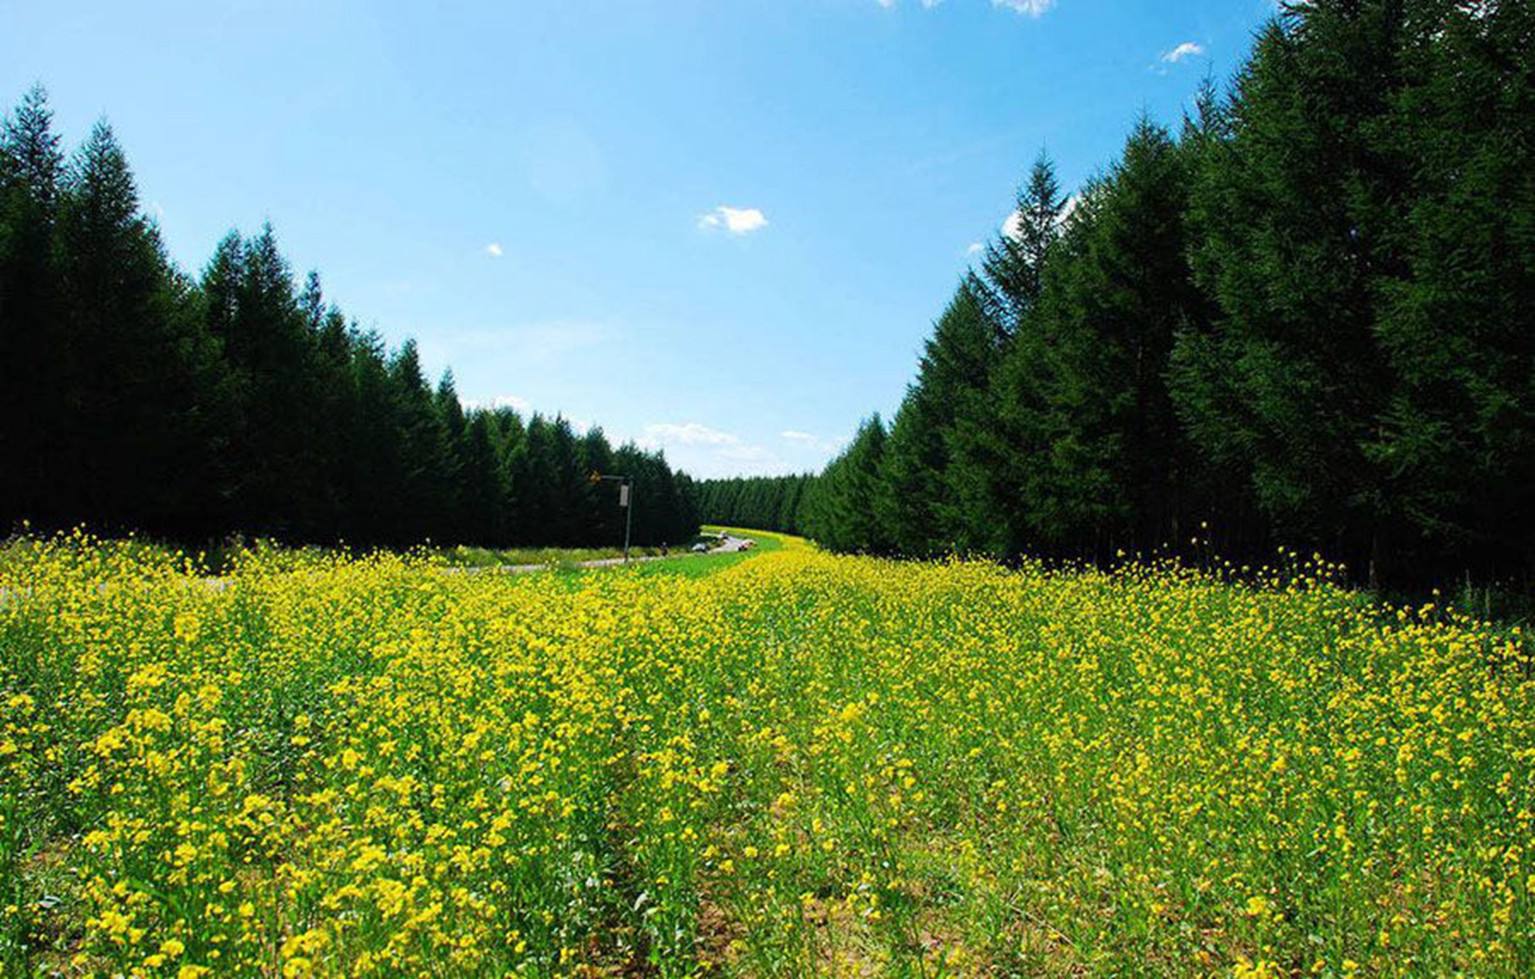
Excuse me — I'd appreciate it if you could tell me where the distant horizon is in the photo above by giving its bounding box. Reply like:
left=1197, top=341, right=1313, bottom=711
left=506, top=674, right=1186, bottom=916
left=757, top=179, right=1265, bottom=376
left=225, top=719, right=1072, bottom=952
left=0, top=0, right=1274, bottom=478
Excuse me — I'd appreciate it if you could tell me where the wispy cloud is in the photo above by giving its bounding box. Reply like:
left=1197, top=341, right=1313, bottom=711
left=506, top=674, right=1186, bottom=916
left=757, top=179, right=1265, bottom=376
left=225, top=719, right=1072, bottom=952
left=644, top=422, right=741, bottom=447
left=638, top=422, right=790, bottom=477
left=992, top=0, right=1055, bottom=16
left=966, top=242, right=984, bottom=256
left=698, top=205, right=769, bottom=235
left=633, top=423, right=844, bottom=477
left=878, top=0, right=1048, bottom=14
left=781, top=430, right=848, bottom=454
left=1160, top=41, right=1205, bottom=64
left=1060, top=191, right=1082, bottom=224
left=1002, top=209, right=1024, bottom=241
left=484, top=242, right=504, bottom=257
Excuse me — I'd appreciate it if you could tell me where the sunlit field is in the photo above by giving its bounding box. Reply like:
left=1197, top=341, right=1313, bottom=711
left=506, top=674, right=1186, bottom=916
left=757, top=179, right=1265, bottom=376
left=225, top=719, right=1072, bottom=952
left=2, top=533, right=1532, bottom=977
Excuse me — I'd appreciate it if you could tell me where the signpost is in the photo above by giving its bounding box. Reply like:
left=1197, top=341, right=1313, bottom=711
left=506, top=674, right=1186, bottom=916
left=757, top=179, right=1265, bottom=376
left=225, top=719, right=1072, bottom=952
left=590, top=471, right=634, bottom=563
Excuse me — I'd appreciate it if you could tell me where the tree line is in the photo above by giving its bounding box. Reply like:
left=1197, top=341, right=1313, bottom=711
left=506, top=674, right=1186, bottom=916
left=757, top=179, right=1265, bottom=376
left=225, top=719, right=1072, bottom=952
left=0, top=87, right=699, bottom=550
left=695, top=474, right=815, bottom=535
left=802, top=0, right=1534, bottom=591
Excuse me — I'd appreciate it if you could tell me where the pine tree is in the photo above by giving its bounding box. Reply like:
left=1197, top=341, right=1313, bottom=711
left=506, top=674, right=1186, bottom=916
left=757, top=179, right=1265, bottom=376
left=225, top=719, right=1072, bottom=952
left=1178, top=7, right=1409, bottom=580
left=577, top=427, right=618, bottom=546
left=803, top=416, right=891, bottom=554
left=1043, top=118, right=1205, bottom=555
left=977, top=150, right=1066, bottom=336
left=434, top=371, right=467, bottom=541
left=0, top=84, right=706, bottom=552
left=388, top=340, right=449, bottom=544
left=0, top=86, right=68, bottom=528
left=58, top=120, right=225, bottom=534
left=882, top=280, right=998, bottom=556
left=458, top=410, right=509, bottom=544
left=342, top=329, right=404, bottom=544
left=1363, top=0, right=1535, bottom=579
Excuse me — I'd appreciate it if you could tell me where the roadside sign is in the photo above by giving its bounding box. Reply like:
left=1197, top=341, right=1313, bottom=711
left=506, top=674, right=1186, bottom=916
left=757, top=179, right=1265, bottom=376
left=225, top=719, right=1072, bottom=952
left=618, top=484, right=631, bottom=508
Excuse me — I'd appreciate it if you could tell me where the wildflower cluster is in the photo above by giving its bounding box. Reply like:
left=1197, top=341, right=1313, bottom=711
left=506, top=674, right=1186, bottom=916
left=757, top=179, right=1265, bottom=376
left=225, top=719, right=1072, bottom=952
left=2, top=532, right=1532, bottom=975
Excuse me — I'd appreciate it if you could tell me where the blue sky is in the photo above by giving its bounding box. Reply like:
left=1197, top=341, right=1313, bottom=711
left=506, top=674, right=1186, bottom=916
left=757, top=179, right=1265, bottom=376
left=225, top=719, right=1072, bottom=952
left=1, top=0, right=1275, bottom=478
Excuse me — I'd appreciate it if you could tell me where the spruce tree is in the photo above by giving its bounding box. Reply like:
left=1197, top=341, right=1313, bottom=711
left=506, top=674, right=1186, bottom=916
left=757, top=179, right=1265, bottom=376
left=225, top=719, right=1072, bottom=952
left=0, top=86, right=68, bottom=528
left=1179, top=7, right=1409, bottom=580
left=58, top=121, right=224, bottom=534
left=458, top=410, right=509, bottom=544
left=882, top=281, right=997, bottom=556
left=804, top=416, right=891, bottom=554
left=388, top=340, right=449, bottom=544
left=977, top=150, right=1066, bottom=336
left=1364, top=0, right=1535, bottom=579
left=434, top=371, right=467, bottom=540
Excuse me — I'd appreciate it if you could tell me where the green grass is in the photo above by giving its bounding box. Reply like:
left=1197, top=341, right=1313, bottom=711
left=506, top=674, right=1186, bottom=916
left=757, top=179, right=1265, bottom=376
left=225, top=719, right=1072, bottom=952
left=3, top=533, right=1533, bottom=975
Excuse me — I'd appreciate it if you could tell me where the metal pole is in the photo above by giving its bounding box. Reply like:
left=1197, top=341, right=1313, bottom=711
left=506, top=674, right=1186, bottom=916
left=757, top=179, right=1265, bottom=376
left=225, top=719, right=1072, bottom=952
left=623, top=477, right=634, bottom=564
left=592, top=472, right=634, bottom=564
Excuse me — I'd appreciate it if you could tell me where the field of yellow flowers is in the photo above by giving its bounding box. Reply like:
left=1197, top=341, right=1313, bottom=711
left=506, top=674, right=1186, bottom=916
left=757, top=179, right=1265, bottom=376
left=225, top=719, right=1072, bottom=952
left=2, top=531, right=1533, bottom=977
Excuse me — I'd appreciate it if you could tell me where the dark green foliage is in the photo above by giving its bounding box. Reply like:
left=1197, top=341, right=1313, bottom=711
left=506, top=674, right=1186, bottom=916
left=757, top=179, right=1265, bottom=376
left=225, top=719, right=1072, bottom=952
left=1364, top=0, right=1535, bottom=578
left=55, top=121, right=228, bottom=537
left=809, top=2, right=1535, bottom=592
left=801, top=416, right=892, bottom=555
left=0, top=86, right=68, bottom=530
left=886, top=279, right=998, bottom=557
left=611, top=442, right=699, bottom=548
left=0, top=87, right=698, bottom=550
left=1174, top=11, right=1403, bottom=576
left=696, top=473, right=815, bottom=534
left=1017, top=118, right=1208, bottom=558
left=976, top=150, right=1066, bottom=335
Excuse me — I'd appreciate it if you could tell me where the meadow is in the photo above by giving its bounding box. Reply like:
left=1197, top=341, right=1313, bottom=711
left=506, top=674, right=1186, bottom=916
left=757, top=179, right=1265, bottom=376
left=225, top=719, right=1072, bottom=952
left=2, top=532, right=1532, bottom=977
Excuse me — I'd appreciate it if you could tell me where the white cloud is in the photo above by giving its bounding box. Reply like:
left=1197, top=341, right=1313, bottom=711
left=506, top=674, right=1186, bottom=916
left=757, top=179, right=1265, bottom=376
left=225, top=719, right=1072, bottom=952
left=780, top=430, right=848, bottom=455
left=1161, top=41, right=1205, bottom=63
left=992, top=0, right=1055, bottom=16
left=882, top=0, right=1044, bottom=12
left=637, top=422, right=791, bottom=477
left=999, top=191, right=1082, bottom=242
left=698, top=205, right=769, bottom=235
left=635, top=423, right=848, bottom=477
left=643, top=422, right=741, bottom=447
left=463, top=393, right=530, bottom=413
left=1060, top=191, right=1082, bottom=224
left=484, top=242, right=504, bottom=257
left=966, top=241, right=984, bottom=255
left=1002, top=209, right=1024, bottom=241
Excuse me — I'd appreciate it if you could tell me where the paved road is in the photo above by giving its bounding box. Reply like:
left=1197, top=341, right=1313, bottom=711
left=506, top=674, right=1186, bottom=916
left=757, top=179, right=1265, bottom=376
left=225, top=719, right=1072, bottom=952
left=493, top=534, right=751, bottom=574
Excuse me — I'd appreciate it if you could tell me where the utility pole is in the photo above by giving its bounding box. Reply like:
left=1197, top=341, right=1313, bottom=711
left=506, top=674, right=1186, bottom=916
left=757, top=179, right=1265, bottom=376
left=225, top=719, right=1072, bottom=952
left=590, top=472, right=634, bottom=563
